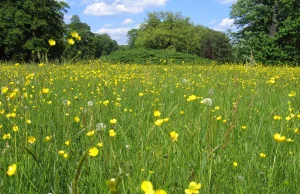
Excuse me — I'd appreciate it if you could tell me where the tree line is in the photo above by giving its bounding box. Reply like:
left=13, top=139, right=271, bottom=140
left=0, top=0, right=299, bottom=65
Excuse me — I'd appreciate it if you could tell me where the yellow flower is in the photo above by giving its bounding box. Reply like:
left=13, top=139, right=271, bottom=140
left=58, top=150, right=65, bottom=155
left=12, top=125, right=19, bottom=132
left=27, top=136, right=36, bottom=144
left=163, top=118, right=169, bottom=122
left=154, top=111, right=161, bottom=117
left=3, top=133, right=11, bottom=140
left=185, top=181, right=201, bottom=194
left=7, top=164, right=17, bottom=176
left=65, top=140, right=70, bottom=146
left=154, top=190, right=167, bottom=194
left=170, top=131, right=179, bottom=142
left=1, top=86, right=9, bottom=94
left=109, top=129, right=116, bottom=137
left=187, top=95, right=197, bottom=101
left=288, top=91, right=296, bottom=97
left=273, top=115, right=282, bottom=120
left=97, top=142, right=103, bottom=147
left=63, top=153, right=69, bottom=158
left=216, top=116, right=222, bottom=120
left=48, top=39, right=56, bottom=46
left=139, top=92, right=144, bottom=96
left=233, top=162, right=238, bottom=167
left=260, top=153, right=266, bottom=158
left=180, top=111, right=185, bottom=115
left=26, top=119, right=31, bottom=124
left=45, top=136, right=52, bottom=142
left=273, top=133, right=286, bottom=142
left=71, top=31, right=79, bottom=38
left=141, top=181, right=154, bottom=193
left=154, top=119, right=164, bottom=126
left=42, top=88, right=49, bottom=94
left=87, top=130, right=95, bottom=136
left=241, top=126, right=247, bottom=130
left=286, top=138, right=294, bottom=142
left=89, top=147, right=99, bottom=157
left=68, top=38, right=75, bottom=45
left=110, top=119, right=117, bottom=124
left=106, top=178, right=117, bottom=192
left=74, top=116, right=80, bottom=123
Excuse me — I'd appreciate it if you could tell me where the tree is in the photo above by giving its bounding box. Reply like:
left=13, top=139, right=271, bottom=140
left=230, top=0, right=300, bottom=64
left=0, top=0, right=69, bottom=61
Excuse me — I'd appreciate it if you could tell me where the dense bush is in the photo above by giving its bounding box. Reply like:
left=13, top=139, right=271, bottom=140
left=102, top=49, right=213, bottom=64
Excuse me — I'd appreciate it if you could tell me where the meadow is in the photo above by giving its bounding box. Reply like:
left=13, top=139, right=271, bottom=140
left=0, top=62, right=299, bottom=193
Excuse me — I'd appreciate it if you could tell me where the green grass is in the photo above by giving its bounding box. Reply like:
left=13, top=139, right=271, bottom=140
left=0, top=62, right=299, bottom=193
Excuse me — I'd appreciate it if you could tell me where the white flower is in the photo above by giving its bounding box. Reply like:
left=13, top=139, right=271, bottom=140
left=88, top=101, right=94, bottom=107
left=200, top=98, right=212, bottom=106
left=96, top=123, right=106, bottom=131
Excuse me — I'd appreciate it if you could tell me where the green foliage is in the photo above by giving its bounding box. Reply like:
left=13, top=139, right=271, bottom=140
left=129, top=11, right=232, bottom=62
left=0, top=0, right=68, bottom=61
left=230, top=0, right=300, bottom=65
left=102, top=49, right=212, bottom=64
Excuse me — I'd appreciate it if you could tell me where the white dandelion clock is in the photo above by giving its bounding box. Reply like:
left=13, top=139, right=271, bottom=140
left=200, top=98, right=212, bottom=106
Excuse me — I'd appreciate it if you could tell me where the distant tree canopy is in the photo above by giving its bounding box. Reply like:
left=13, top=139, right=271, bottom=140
left=127, top=12, right=232, bottom=62
left=230, top=0, right=300, bottom=64
left=0, top=0, right=68, bottom=61
left=0, top=1, right=118, bottom=62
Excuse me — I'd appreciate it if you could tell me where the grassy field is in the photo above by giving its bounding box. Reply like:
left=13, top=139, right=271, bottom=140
left=0, top=62, right=299, bottom=193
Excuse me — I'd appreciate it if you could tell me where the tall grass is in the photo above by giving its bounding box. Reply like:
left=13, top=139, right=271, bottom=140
left=0, top=62, right=299, bottom=193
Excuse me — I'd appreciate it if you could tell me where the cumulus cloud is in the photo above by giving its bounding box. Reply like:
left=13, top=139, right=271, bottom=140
left=122, top=18, right=134, bottom=25
left=213, top=18, right=234, bottom=31
left=217, top=0, right=237, bottom=4
left=84, top=0, right=168, bottom=16
left=96, top=27, right=131, bottom=45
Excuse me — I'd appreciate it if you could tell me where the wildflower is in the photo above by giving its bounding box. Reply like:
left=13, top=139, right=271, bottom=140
left=68, top=38, right=75, bottom=45
left=214, top=106, right=220, bottom=110
left=154, top=111, right=161, bottom=117
left=110, top=119, right=117, bottom=124
left=294, top=128, right=299, bottom=134
left=273, top=133, right=286, bottom=142
left=200, top=98, right=212, bottom=106
left=233, top=162, right=238, bottom=167
left=45, top=136, right=52, bottom=142
left=42, top=88, right=49, bottom=94
left=58, top=150, right=65, bottom=155
left=103, top=100, right=109, bottom=106
left=74, top=116, right=80, bottom=123
left=63, top=100, right=71, bottom=106
left=65, top=140, right=70, bottom=146
left=1, top=86, right=9, bottom=94
left=27, top=136, right=36, bottom=144
left=96, top=123, right=106, bottom=131
left=106, top=178, right=117, bottom=192
left=87, top=130, right=95, bottom=136
left=288, top=91, right=296, bottom=97
left=216, top=116, right=222, bottom=120
left=139, top=92, right=144, bottom=97
left=26, top=119, right=31, bottom=124
left=12, top=125, right=19, bottom=132
left=241, top=126, right=247, bottom=130
left=97, top=142, right=103, bottom=147
left=89, top=147, right=99, bottom=157
left=7, top=164, right=17, bottom=176
left=286, top=138, right=294, bottom=142
left=71, top=31, right=79, bottom=38
left=109, top=129, right=116, bottom=137
left=180, top=111, right=185, bottom=115
left=273, top=115, right=282, bottom=120
left=170, top=131, right=179, bottom=142
left=48, top=39, right=56, bottom=46
left=63, top=153, right=69, bottom=158
left=269, top=78, right=275, bottom=84
left=141, top=181, right=167, bottom=194
left=3, top=133, right=11, bottom=140
left=185, top=181, right=201, bottom=194
left=260, top=153, right=266, bottom=158
left=187, top=95, right=197, bottom=101
left=163, top=118, right=169, bottom=122
left=88, top=101, right=94, bottom=107
left=154, top=119, right=164, bottom=126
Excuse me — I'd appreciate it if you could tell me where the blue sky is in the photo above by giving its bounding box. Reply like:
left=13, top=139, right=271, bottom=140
left=61, top=0, right=237, bottom=44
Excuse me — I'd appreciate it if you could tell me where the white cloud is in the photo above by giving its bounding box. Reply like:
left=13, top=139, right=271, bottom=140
left=209, top=20, right=216, bottom=25
left=122, top=18, right=134, bottom=25
left=84, top=0, right=168, bottom=16
left=217, top=0, right=237, bottom=4
left=64, top=14, right=73, bottom=24
left=213, top=18, right=234, bottom=31
left=103, top=24, right=113, bottom=27
left=96, top=27, right=131, bottom=45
